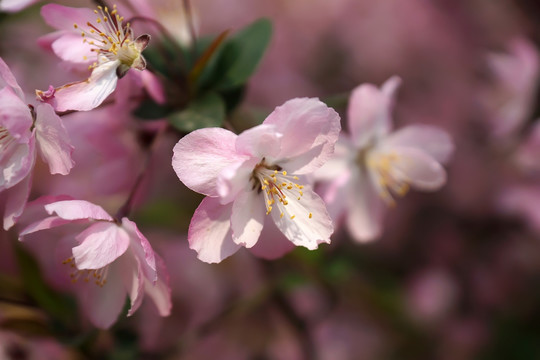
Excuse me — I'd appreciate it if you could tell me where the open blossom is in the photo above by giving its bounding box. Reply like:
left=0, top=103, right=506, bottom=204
left=36, top=4, right=150, bottom=111
left=172, top=98, right=340, bottom=263
left=0, top=57, right=73, bottom=230
left=19, top=198, right=171, bottom=329
left=316, top=77, right=454, bottom=242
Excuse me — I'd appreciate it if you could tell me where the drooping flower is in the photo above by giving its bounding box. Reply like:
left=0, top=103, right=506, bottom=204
left=172, top=98, right=340, bottom=263
left=19, top=198, right=171, bottom=329
left=315, top=77, right=454, bottom=242
left=36, top=4, right=151, bottom=112
left=0, top=57, right=73, bottom=230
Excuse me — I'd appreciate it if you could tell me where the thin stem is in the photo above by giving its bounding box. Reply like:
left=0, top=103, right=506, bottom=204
left=182, top=0, right=198, bottom=55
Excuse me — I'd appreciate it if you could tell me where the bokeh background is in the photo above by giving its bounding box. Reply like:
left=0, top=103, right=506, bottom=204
left=2, top=0, right=540, bottom=359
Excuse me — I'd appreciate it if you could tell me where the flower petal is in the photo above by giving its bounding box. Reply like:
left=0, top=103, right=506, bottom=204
left=34, top=104, right=74, bottom=175
left=386, top=147, right=448, bottom=191
left=188, top=196, right=239, bottom=263
left=231, top=190, right=265, bottom=248
left=345, top=168, right=386, bottom=242
left=263, top=98, right=341, bottom=174
left=235, top=123, right=281, bottom=159
left=172, top=128, right=246, bottom=197
left=41, top=4, right=96, bottom=31
left=3, top=173, right=32, bottom=230
left=50, top=33, right=95, bottom=64
left=78, top=262, right=126, bottom=329
left=270, top=187, right=333, bottom=250
left=52, top=59, right=119, bottom=112
left=0, top=127, right=34, bottom=192
left=0, top=57, right=24, bottom=99
left=44, top=200, right=113, bottom=221
left=143, top=254, right=172, bottom=317
left=116, top=251, right=145, bottom=317
left=0, top=87, right=32, bottom=139
left=72, top=222, right=130, bottom=269
left=382, top=125, right=454, bottom=164
left=216, top=158, right=257, bottom=204
left=348, top=77, right=401, bottom=147
left=121, top=218, right=157, bottom=283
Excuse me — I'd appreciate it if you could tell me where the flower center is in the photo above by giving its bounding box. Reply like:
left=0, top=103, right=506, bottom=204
left=74, top=4, right=138, bottom=69
left=364, top=151, right=410, bottom=205
left=62, top=257, right=109, bottom=287
left=252, top=162, right=312, bottom=220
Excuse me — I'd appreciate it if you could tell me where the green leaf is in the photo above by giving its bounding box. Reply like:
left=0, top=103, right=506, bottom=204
left=168, top=92, right=225, bottom=132
left=216, top=18, right=272, bottom=89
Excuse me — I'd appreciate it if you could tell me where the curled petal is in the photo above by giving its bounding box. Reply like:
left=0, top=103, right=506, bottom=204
left=34, top=104, right=74, bottom=175
left=72, top=222, right=130, bottom=269
left=52, top=60, right=119, bottom=112
left=44, top=200, right=113, bottom=221
left=3, top=174, right=32, bottom=230
left=188, top=197, right=239, bottom=263
left=143, top=254, right=172, bottom=317
left=121, top=218, right=157, bottom=283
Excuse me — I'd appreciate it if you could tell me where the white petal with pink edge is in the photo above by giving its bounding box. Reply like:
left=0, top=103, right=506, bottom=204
left=231, top=190, right=265, bottom=248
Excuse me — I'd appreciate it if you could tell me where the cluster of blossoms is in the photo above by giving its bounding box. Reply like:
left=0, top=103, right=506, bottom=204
left=0, top=2, right=454, bottom=331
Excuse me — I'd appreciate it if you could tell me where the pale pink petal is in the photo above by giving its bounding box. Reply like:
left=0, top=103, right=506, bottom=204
left=19, top=216, right=74, bottom=237
left=50, top=33, right=94, bottom=64
left=270, top=187, right=333, bottom=250
left=346, top=168, right=386, bottom=242
left=216, top=158, right=257, bottom=204
left=0, top=132, right=34, bottom=191
left=385, top=147, right=447, bottom=191
left=248, top=217, right=295, bottom=260
left=188, top=196, right=240, bottom=263
left=117, top=252, right=145, bottom=317
left=34, top=104, right=74, bottom=175
left=0, top=57, right=24, bottom=99
left=230, top=190, right=265, bottom=248
left=41, top=4, right=96, bottom=31
left=235, top=124, right=281, bottom=158
left=317, top=168, right=352, bottom=222
left=264, top=98, right=341, bottom=174
left=0, top=87, right=32, bottom=138
left=143, top=254, right=172, bottom=317
left=348, top=77, right=401, bottom=147
left=313, top=137, right=354, bottom=182
left=172, top=128, right=247, bottom=197
left=44, top=200, right=113, bottom=221
left=79, top=262, right=126, bottom=329
left=0, top=0, right=40, bottom=12
left=3, top=173, right=32, bottom=230
left=53, top=60, right=119, bottom=112
left=72, top=222, right=130, bottom=269
left=121, top=217, right=157, bottom=283
left=382, top=125, right=454, bottom=164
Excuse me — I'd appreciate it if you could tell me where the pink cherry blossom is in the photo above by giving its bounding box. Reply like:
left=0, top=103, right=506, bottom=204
left=0, top=57, right=73, bottom=230
left=36, top=4, right=151, bottom=112
left=172, top=98, right=340, bottom=263
left=19, top=198, right=171, bottom=329
left=316, top=77, right=454, bottom=242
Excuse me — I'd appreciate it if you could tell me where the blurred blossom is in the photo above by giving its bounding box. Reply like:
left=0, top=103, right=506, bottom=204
left=0, top=57, right=73, bottom=230
left=498, top=185, right=540, bottom=233
left=316, top=77, right=453, bottom=242
left=483, top=37, right=540, bottom=138
left=405, top=269, right=458, bottom=325
left=37, top=4, right=151, bottom=111
left=0, top=0, right=40, bottom=13
left=19, top=198, right=171, bottom=328
left=172, top=98, right=340, bottom=263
